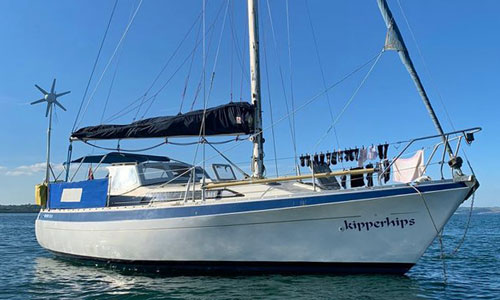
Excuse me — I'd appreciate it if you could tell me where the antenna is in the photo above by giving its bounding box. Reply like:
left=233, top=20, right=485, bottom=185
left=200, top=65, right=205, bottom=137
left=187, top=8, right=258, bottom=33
left=31, top=79, right=71, bottom=183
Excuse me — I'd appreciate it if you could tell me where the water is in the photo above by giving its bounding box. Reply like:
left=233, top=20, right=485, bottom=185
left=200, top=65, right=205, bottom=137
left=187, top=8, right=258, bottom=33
left=1, top=213, right=499, bottom=299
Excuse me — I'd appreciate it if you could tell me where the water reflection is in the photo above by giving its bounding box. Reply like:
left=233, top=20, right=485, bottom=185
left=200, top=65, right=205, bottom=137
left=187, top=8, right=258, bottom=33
left=30, top=256, right=429, bottom=299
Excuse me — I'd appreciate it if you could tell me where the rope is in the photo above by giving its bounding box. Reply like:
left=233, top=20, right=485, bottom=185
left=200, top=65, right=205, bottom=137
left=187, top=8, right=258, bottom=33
left=409, top=184, right=447, bottom=283
left=395, top=2, right=477, bottom=259
left=313, top=50, right=384, bottom=150
left=72, top=0, right=118, bottom=133
left=451, top=191, right=475, bottom=256
left=75, top=0, right=143, bottom=131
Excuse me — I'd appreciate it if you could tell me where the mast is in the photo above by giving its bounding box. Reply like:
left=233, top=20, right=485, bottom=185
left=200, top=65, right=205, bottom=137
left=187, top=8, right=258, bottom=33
left=247, top=0, right=265, bottom=178
left=376, top=0, right=453, bottom=157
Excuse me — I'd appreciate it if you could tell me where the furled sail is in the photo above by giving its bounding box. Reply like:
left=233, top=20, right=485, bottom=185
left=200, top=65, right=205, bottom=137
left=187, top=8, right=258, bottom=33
left=71, top=102, right=255, bottom=141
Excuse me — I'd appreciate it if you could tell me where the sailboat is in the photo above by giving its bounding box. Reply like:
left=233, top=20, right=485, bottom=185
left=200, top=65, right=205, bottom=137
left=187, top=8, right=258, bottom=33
left=34, top=0, right=480, bottom=274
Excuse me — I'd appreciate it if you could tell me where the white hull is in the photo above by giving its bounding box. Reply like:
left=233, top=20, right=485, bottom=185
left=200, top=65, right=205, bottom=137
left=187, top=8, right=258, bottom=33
left=36, top=179, right=473, bottom=274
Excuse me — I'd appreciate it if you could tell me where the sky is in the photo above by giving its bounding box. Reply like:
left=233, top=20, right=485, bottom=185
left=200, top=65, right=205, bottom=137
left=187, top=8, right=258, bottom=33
left=0, top=0, right=498, bottom=206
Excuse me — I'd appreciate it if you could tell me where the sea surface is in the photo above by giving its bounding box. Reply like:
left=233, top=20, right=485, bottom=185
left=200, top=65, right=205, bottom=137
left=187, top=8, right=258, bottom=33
left=0, top=212, right=499, bottom=299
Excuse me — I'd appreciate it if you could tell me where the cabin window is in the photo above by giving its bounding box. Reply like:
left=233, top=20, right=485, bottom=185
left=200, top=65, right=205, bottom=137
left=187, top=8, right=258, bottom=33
left=107, top=165, right=141, bottom=195
left=212, top=164, right=236, bottom=181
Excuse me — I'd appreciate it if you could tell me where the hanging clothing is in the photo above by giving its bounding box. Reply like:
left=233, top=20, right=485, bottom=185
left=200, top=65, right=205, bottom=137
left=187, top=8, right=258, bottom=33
left=341, top=174, right=347, bottom=189
left=358, top=148, right=367, bottom=168
left=365, top=163, right=374, bottom=187
left=383, top=159, right=391, bottom=183
left=344, top=150, right=350, bottom=162
left=377, top=144, right=384, bottom=160
left=393, top=150, right=425, bottom=183
left=368, top=145, right=378, bottom=160
left=350, top=167, right=365, bottom=188
left=354, top=148, right=360, bottom=161
left=383, top=143, right=389, bottom=159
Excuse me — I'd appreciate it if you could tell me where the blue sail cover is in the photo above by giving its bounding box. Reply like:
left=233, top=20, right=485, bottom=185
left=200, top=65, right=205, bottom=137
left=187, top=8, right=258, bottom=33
left=71, top=102, right=255, bottom=141
left=48, top=179, right=109, bottom=209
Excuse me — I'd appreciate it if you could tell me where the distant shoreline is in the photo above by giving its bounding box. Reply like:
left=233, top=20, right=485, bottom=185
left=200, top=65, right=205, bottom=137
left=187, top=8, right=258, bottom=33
left=0, top=204, right=499, bottom=214
left=0, top=204, right=40, bottom=213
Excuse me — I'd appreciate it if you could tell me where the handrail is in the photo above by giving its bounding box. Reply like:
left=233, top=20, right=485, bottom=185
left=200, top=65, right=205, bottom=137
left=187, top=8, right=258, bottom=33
left=203, top=168, right=375, bottom=190
left=379, top=127, right=481, bottom=184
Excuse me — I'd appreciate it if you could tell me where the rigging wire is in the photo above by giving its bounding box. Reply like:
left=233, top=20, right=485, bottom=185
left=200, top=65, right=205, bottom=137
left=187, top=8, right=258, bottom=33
left=189, top=0, right=227, bottom=111
left=206, top=0, right=230, bottom=103
left=265, top=0, right=298, bottom=171
left=305, top=0, right=342, bottom=153
left=133, top=11, right=203, bottom=120
left=179, top=21, right=203, bottom=113
left=313, top=50, right=384, bottom=150
left=100, top=45, right=124, bottom=123
left=238, top=23, right=248, bottom=101
left=104, top=44, right=200, bottom=122
left=75, top=0, right=143, bottom=131
left=396, top=0, right=456, bottom=132
left=262, top=26, right=279, bottom=177
left=285, top=0, right=299, bottom=175
left=187, top=54, right=383, bottom=171
left=396, top=3, right=476, bottom=251
left=201, top=0, right=208, bottom=200
left=228, top=2, right=249, bottom=85
left=229, top=0, right=234, bottom=101
left=103, top=3, right=226, bottom=123
left=72, top=0, right=119, bottom=133
left=396, top=0, right=475, bottom=177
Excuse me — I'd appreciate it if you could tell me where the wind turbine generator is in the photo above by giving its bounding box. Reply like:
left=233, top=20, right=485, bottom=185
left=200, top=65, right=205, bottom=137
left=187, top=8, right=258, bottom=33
left=31, top=79, right=70, bottom=183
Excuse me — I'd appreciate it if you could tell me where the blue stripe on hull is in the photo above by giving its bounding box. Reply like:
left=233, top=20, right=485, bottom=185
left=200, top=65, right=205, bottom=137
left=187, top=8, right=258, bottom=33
left=51, top=250, right=414, bottom=275
left=39, top=182, right=466, bottom=222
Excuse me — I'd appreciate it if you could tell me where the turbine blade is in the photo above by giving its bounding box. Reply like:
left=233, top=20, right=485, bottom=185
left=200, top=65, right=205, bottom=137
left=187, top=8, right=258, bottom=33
left=35, top=84, right=48, bottom=95
left=54, top=100, right=66, bottom=111
left=45, top=104, right=51, bottom=117
left=56, top=91, right=71, bottom=97
left=51, top=79, right=56, bottom=94
left=30, top=98, right=45, bottom=105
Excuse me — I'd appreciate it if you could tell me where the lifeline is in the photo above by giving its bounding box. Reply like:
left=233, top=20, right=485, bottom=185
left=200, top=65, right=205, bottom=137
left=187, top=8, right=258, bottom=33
left=340, top=217, right=416, bottom=232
